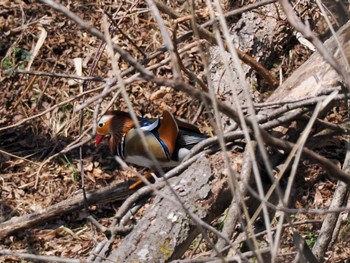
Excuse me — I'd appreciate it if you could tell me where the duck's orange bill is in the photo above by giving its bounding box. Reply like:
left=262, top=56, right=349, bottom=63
left=96, top=134, right=104, bottom=146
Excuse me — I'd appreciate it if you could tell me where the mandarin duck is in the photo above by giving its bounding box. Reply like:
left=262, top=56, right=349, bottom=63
left=96, top=110, right=207, bottom=188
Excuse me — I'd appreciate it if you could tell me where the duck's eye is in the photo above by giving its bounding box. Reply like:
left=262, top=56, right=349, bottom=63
left=98, top=122, right=104, bottom=128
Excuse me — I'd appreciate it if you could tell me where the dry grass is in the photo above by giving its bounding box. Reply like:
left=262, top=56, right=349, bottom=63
left=1, top=0, right=350, bottom=262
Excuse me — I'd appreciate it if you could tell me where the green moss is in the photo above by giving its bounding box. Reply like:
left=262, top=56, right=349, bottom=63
left=2, top=57, right=12, bottom=70
left=13, top=47, right=31, bottom=62
left=61, top=154, right=80, bottom=182
left=305, top=232, right=316, bottom=247
left=160, top=239, right=173, bottom=260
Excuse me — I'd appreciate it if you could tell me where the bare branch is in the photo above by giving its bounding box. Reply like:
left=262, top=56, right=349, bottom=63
left=279, top=0, right=350, bottom=90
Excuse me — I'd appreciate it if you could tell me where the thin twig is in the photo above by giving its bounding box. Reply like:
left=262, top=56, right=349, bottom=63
left=215, top=143, right=256, bottom=255
left=210, top=1, right=276, bottom=257
left=312, top=140, right=350, bottom=259
left=0, top=250, right=92, bottom=263
left=15, top=69, right=105, bottom=82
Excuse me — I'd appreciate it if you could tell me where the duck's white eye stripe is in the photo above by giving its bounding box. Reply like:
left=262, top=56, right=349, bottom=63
left=99, top=115, right=114, bottom=125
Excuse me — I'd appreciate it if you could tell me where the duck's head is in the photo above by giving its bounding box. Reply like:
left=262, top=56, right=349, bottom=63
left=95, top=111, right=135, bottom=150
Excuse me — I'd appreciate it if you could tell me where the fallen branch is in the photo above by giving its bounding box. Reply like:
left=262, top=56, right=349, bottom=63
left=0, top=181, right=134, bottom=239
left=103, top=156, right=232, bottom=262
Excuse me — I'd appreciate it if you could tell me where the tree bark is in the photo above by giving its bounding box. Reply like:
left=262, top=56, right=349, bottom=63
left=105, top=155, right=232, bottom=262
left=267, top=20, right=350, bottom=103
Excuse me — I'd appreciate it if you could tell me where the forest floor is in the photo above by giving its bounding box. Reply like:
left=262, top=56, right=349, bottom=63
left=1, top=0, right=350, bottom=262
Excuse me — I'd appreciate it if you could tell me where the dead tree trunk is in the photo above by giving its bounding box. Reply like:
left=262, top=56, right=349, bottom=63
left=105, top=155, right=232, bottom=262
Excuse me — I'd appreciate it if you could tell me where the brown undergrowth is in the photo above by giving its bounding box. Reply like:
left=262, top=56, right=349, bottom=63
left=1, top=0, right=350, bottom=262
